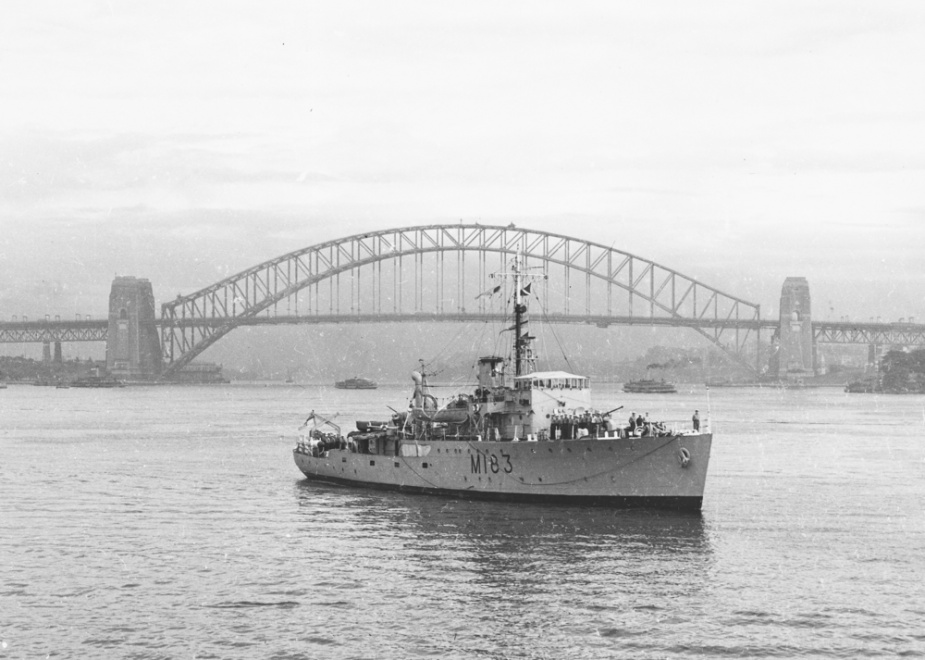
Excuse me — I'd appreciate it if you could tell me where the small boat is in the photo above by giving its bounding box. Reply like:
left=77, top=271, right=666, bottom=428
left=70, top=376, right=125, bottom=388
left=293, top=254, right=712, bottom=511
left=334, top=377, right=378, bottom=390
left=623, top=379, right=678, bottom=394
left=845, top=379, right=881, bottom=393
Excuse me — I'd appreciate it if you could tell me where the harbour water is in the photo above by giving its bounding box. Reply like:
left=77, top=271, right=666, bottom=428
left=2, top=383, right=924, bottom=658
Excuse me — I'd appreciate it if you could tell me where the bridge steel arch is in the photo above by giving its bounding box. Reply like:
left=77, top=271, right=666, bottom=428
left=159, top=224, right=763, bottom=378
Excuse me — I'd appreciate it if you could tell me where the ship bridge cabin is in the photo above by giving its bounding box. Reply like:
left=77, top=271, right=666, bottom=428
left=513, top=371, right=592, bottom=412
left=515, top=371, right=589, bottom=392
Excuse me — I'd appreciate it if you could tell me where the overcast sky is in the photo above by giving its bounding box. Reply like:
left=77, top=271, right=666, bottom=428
left=2, top=1, right=924, bottom=325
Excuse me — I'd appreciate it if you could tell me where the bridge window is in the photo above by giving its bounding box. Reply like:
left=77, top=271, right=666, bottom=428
left=119, top=308, right=128, bottom=320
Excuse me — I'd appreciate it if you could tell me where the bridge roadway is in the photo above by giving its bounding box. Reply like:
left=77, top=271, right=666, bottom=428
left=0, top=319, right=109, bottom=343
left=2, top=315, right=924, bottom=346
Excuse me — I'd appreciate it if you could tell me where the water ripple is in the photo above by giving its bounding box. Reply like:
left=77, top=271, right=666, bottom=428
left=206, top=600, right=301, bottom=609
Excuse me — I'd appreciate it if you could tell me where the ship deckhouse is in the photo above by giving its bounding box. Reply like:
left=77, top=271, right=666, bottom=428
left=475, top=358, right=596, bottom=441
left=513, top=370, right=593, bottom=440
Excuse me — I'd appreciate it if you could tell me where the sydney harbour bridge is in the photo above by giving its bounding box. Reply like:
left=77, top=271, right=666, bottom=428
left=2, top=224, right=923, bottom=381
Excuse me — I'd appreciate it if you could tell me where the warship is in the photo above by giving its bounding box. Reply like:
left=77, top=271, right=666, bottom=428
left=293, top=255, right=712, bottom=511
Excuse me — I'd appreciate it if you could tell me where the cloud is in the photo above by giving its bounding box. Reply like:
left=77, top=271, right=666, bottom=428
left=0, top=2, right=923, bottom=327
left=0, top=130, right=337, bottom=214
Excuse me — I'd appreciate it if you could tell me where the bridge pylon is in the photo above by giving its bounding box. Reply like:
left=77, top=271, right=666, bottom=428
left=105, top=276, right=162, bottom=380
left=770, top=277, right=815, bottom=380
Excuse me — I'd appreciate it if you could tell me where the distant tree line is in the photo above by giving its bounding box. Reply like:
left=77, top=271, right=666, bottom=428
left=880, top=349, right=925, bottom=393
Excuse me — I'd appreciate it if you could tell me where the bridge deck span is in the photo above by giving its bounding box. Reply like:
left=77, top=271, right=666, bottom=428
left=4, top=316, right=924, bottom=343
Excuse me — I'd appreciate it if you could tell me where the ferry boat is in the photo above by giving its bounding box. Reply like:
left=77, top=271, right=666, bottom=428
left=334, top=377, right=378, bottom=390
left=293, top=256, right=712, bottom=511
left=70, top=375, right=125, bottom=388
left=623, top=378, right=678, bottom=394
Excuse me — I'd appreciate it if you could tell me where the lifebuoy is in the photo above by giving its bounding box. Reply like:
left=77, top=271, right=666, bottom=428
left=677, top=447, right=691, bottom=468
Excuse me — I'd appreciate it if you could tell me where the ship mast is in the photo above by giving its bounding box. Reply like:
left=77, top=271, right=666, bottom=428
left=513, top=257, right=527, bottom=376
left=496, top=253, right=542, bottom=377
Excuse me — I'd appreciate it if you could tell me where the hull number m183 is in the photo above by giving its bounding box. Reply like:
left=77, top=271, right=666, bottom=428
left=471, top=451, right=513, bottom=474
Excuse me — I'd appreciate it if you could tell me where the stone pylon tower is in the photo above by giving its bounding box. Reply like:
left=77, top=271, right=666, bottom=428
left=776, top=277, right=815, bottom=378
left=105, top=277, right=163, bottom=380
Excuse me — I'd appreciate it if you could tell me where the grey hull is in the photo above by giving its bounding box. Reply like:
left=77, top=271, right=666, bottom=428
left=294, top=433, right=711, bottom=511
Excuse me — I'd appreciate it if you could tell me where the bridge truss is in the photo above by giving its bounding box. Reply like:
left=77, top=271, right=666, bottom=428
left=160, top=224, right=764, bottom=377
left=0, top=320, right=108, bottom=344
left=814, top=322, right=925, bottom=348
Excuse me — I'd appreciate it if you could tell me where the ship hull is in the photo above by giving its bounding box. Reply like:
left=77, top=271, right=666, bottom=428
left=293, top=433, right=711, bottom=512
